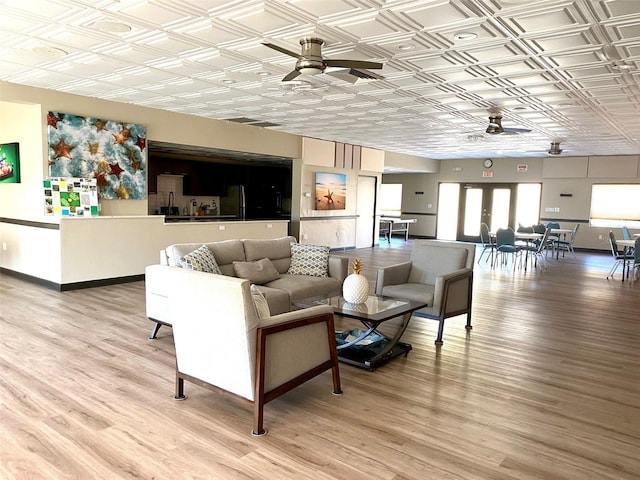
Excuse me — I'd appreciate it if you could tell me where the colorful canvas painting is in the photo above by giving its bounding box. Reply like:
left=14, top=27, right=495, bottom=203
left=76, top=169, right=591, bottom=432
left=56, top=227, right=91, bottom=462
left=44, top=177, right=99, bottom=217
left=0, top=142, right=21, bottom=184
left=47, top=112, right=146, bottom=199
left=315, top=172, right=347, bottom=210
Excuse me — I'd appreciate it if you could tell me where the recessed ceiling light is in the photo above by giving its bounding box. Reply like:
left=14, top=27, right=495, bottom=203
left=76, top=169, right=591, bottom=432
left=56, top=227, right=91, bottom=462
left=453, top=32, right=477, bottom=41
left=397, top=44, right=415, bottom=51
left=257, top=71, right=270, bottom=76
left=222, top=79, right=236, bottom=84
left=32, top=46, right=67, bottom=57
left=94, top=20, right=131, bottom=33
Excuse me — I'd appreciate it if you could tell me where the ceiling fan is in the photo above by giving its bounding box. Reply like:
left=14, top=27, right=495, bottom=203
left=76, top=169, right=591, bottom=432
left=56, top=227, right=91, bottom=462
left=262, top=37, right=383, bottom=82
left=485, top=115, right=531, bottom=135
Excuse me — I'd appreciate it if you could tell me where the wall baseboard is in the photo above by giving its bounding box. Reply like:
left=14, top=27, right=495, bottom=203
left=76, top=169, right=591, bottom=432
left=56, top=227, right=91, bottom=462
left=0, top=268, right=144, bottom=291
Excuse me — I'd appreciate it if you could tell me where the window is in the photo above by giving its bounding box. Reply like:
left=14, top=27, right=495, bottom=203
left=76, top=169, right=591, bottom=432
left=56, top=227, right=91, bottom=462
left=515, top=183, right=542, bottom=227
left=590, top=184, right=640, bottom=228
left=437, top=183, right=460, bottom=240
left=380, top=183, right=402, bottom=217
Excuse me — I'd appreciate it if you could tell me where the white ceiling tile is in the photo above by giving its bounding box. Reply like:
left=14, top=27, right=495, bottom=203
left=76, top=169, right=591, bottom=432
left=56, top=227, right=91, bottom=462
left=1, top=0, right=639, bottom=160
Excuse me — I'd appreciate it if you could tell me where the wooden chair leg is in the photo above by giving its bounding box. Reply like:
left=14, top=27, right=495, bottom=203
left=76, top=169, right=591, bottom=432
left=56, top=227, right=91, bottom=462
left=252, top=399, right=267, bottom=436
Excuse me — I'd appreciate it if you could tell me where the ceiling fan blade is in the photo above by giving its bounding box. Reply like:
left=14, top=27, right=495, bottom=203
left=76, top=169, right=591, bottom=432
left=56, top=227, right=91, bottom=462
left=282, top=70, right=301, bottom=82
left=504, top=127, right=532, bottom=134
left=325, top=59, right=383, bottom=70
left=326, top=68, right=384, bottom=83
left=262, top=42, right=300, bottom=59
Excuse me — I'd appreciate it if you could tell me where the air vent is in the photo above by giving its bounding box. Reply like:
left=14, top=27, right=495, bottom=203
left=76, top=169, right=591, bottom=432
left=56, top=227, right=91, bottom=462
left=225, top=117, right=258, bottom=123
left=225, top=117, right=280, bottom=128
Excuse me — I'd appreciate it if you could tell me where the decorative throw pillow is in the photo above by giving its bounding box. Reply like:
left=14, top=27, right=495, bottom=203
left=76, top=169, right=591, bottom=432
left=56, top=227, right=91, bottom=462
left=233, top=258, right=280, bottom=284
left=179, top=245, right=222, bottom=274
left=287, top=243, right=330, bottom=277
left=250, top=284, right=271, bottom=319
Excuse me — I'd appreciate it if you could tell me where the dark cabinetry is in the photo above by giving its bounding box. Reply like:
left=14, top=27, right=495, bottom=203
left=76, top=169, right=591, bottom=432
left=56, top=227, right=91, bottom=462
left=148, top=155, right=292, bottom=218
left=183, top=162, right=225, bottom=196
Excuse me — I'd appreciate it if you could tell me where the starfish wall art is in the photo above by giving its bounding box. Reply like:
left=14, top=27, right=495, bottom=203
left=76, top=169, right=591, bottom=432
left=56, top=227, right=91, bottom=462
left=47, top=111, right=146, bottom=199
left=314, top=172, right=347, bottom=210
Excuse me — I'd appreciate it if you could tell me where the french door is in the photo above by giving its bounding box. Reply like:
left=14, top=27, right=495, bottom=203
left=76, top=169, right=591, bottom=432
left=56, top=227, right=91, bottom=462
left=458, top=183, right=517, bottom=242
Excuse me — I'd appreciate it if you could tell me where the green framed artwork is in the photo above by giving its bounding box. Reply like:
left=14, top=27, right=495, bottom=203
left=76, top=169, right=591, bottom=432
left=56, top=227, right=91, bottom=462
left=47, top=112, right=146, bottom=199
left=0, top=142, right=21, bottom=184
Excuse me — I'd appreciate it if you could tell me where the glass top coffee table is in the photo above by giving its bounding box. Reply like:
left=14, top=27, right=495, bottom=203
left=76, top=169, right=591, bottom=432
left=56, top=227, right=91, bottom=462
left=293, top=294, right=427, bottom=371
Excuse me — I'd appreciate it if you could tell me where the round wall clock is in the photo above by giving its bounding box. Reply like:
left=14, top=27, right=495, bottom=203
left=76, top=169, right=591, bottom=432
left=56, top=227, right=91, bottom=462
left=483, top=159, right=493, bottom=168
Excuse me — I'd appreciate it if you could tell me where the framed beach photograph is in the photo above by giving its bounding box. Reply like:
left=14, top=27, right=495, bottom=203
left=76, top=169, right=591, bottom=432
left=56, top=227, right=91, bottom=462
left=315, top=172, right=347, bottom=210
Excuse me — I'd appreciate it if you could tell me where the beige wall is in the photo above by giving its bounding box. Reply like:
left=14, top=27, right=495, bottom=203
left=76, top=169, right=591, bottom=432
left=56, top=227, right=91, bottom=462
left=384, top=155, right=640, bottom=251
left=0, top=81, right=302, bottom=219
left=0, top=82, right=389, bottom=283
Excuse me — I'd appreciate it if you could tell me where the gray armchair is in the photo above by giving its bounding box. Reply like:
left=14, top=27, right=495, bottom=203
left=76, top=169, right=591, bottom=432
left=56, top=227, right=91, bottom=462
left=375, top=240, right=475, bottom=345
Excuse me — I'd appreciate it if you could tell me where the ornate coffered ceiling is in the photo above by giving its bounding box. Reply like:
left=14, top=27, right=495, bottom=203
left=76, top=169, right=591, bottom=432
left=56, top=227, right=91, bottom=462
left=2, top=0, right=640, bottom=161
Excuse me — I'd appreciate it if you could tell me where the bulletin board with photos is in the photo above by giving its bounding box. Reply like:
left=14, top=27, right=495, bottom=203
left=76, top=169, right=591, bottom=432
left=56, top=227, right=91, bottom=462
left=44, top=177, right=99, bottom=217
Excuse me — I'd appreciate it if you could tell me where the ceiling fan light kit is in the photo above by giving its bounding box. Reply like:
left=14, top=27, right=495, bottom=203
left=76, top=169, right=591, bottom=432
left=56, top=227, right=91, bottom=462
left=548, top=142, right=563, bottom=155
left=485, top=115, right=532, bottom=135
left=263, top=37, right=383, bottom=82
left=486, top=115, right=504, bottom=134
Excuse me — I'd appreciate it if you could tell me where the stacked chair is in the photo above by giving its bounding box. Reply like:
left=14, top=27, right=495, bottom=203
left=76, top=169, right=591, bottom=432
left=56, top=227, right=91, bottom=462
left=554, top=224, right=580, bottom=259
left=606, top=231, right=634, bottom=280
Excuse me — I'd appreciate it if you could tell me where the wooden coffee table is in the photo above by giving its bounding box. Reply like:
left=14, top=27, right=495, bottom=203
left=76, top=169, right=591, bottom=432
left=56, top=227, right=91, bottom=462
left=293, top=294, right=427, bottom=371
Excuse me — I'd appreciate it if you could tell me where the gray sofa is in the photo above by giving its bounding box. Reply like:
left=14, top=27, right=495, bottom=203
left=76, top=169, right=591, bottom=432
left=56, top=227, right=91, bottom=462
left=145, top=236, right=348, bottom=339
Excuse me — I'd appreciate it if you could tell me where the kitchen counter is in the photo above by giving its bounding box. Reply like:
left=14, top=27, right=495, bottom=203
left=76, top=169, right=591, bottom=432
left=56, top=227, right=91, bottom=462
left=163, top=215, right=238, bottom=222
left=162, top=215, right=291, bottom=223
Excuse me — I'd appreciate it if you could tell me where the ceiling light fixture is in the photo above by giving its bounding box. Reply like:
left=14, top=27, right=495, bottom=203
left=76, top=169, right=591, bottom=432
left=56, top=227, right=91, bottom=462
left=397, top=44, right=415, bottom=51
left=32, top=46, right=68, bottom=57
left=454, top=32, right=477, bottom=41
left=548, top=142, right=563, bottom=155
left=94, top=20, right=132, bottom=33
left=298, top=67, right=323, bottom=75
left=222, top=79, right=235, bottom=84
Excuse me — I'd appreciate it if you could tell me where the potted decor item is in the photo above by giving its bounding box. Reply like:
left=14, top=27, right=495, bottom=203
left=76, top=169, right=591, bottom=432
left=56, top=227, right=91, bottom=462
left=342, top=258, right=369, bottom=304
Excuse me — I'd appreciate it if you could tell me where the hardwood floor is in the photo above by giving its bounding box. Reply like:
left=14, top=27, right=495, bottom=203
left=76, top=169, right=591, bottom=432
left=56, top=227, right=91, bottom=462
left=1, top=240, right=639, bottom=479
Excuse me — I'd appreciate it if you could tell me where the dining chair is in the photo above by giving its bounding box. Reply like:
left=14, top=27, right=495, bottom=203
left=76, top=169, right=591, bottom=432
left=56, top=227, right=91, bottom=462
left=545, top=222, right=561, bottom=258
left=521, top=227, right=551, bottom=271
left=494, top=227, right=521, bottom=268
left=554, top=224, right=580, bottom=258
left=477, top=222, right=496, bottom=264
left=606, top=231, right=634, bottom=280
left=633, top=237, right=640, bottom=282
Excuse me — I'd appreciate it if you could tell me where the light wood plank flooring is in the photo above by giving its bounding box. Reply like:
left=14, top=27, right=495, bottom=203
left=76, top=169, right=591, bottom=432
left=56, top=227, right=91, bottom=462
left=1, top=241, right=639, bottom=479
